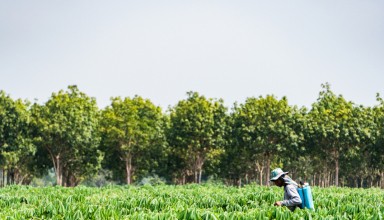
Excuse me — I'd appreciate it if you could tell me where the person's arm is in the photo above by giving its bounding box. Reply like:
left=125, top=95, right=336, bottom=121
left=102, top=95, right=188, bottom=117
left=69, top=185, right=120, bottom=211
left=281, top=185, right=302, bottom=207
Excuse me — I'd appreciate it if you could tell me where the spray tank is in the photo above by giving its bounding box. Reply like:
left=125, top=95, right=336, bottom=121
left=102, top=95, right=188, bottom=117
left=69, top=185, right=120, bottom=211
left=297, top=181, right=315, bottom=210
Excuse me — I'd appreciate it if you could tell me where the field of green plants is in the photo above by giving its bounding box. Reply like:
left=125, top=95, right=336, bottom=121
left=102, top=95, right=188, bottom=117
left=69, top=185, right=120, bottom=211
left=0, top=184, right=383, bottom=220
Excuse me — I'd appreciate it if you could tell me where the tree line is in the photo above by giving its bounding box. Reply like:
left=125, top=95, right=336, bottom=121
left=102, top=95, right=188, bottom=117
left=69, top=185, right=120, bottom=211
left=0, top=83, right=383, bottom=188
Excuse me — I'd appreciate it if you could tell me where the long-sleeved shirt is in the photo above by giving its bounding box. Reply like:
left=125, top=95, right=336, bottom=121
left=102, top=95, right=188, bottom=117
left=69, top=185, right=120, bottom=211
left=281, top=183, right=302, bottom=211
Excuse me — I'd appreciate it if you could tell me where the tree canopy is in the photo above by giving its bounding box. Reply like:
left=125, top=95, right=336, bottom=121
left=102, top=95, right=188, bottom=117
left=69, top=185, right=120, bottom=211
left=1, top=84, right=383, bottom=188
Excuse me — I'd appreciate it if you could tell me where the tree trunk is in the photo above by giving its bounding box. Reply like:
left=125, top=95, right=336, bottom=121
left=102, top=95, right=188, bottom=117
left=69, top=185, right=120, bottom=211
left=369, top=176, right=373, bottom=188
left=46, top=147, right=62, bottom=186
left=265, top=153, right=271, bottom=186
left=324, top=172, right=327, bottom=187
left=194, top=154, right=204, bottom=184
left=125, top=154, right=132, bottom=185
left=381, top=172, right=384, bottom=189
left=62, top=169, right=68, bottom=187
left=335, top=155, right=339, bottom=187
left=55, top=155, right=62, bottom=186
left=321, top=173, right=324, bottom=187
left=255, top=161, right=264, bottom=186
left=376, top=176, right=379, bottom=188
left=1, top=168, right=3, bottom=187
left=3, top=168, right=5, bottom=186
left=14, top=169, right=19, bottom=184
left=7, top=169, right=10, bottom=185
left=18, top=174, right=29, bottom=185
left=68, top=175, right=77, bottom=187
left=238, top=178, right=242, bottom=187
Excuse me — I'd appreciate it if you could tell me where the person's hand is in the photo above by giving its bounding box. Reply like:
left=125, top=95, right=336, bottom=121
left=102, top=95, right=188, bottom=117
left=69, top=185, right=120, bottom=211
left=274, top=201, right=282, bottom=206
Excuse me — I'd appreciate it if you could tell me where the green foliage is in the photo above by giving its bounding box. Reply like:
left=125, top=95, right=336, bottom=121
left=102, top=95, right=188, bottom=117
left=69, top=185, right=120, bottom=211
left=100, top=95, right=166, bottom=184
left=0, top=90, right=35, bottom=184
left=228, top=95, right=304, bottom=185
left=307, top=83, right=372, bottom=186
left=30, top=85, right=102, bottom=186
left=167, top=92, right=228, bottom=183
left=1, top=83, right=383, bottom=187
left=371, top=94, right=384, bottom=171
left=0, top=185, right=383, bottom=219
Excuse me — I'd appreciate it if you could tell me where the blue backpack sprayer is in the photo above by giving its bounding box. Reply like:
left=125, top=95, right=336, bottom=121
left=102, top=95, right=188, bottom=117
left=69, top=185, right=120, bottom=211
left=297, top=181, right=315, bottom=210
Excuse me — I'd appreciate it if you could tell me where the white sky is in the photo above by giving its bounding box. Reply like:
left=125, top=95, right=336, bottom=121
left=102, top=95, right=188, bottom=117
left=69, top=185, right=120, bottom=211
left=1, top=0, right=383, bottom=110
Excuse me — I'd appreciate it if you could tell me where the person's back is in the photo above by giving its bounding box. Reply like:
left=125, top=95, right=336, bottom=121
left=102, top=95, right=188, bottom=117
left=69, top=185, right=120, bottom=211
left=282, top=178, right=302, bottom=211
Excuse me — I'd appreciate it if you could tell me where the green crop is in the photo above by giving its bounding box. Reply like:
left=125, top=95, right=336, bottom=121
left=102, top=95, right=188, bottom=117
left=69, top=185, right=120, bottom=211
left=0, top=184, right=382, bottom=219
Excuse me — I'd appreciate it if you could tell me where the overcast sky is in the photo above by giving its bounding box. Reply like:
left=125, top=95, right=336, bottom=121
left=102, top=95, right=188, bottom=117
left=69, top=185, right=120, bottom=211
left=1, top=0, right=383, bottom=110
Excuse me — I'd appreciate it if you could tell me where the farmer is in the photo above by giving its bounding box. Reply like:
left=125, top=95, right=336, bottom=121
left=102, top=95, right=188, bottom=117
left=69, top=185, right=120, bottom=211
left=270, top=168, right=302, bottom=211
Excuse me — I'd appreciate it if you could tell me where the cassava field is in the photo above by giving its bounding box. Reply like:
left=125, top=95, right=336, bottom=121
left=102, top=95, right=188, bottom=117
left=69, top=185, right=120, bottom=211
left=0, top=184, right=383, bottom=220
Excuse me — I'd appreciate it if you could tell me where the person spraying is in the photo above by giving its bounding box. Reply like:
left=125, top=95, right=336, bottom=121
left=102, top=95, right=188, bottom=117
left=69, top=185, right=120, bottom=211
left=270, top=168, right=302, bottom=211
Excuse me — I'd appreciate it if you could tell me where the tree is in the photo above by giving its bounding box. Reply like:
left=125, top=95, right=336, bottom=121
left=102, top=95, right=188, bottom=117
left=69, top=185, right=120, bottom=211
left=307, top=83, right=367, bottom=186
left=167, top=92, right=228, bottom=184
left=219, top=111, right=251, bottom=186
left=0, top=91, right=35, bottom=185
left=230, top=95, right=303, bottom=185
left=371, top=94, right=384, bottom=188
left=100, top=96, right=165, bottom=184
left=335, top=105, right=374, bottom=187
left=30, top=85, right=101, bottom=186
